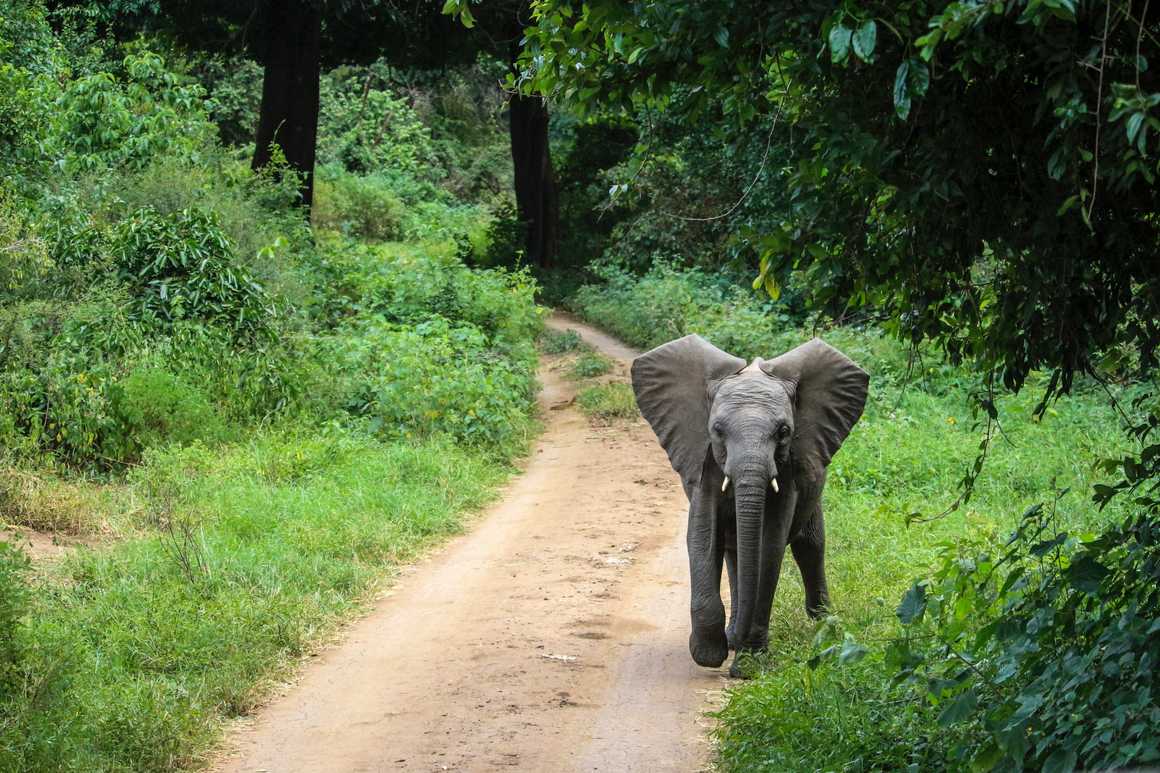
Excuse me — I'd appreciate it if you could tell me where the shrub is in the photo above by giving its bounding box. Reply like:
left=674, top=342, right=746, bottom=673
left=577, top=383, right=638, bottom=420
left=0, top=198, right=52, bottom=303
left=50, top=51, right=216, bottom=174
left=540, top=328, right=583, bottom=354
left=108, top=154, right=308, bottom=280
left=314, top=317, right=536, bottom=454
left=305, top=237, right=541, bottom=351
left=317, top=73, right=438, bottom=177
left=888, top=503, right=1160, bottom=771
left=313, top=169, right=405, bottom=241
left=107, top=367, right=225, bottom=463
left=570, top=352, right=612, bottom=379
left=110, top=207, right=278, bottom=341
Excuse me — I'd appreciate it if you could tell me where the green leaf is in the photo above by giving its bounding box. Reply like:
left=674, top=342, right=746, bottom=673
left=852, top=20, right=877, bottom=62
left=714, top=27, right=729, bottom=48
left=838, top=633, right=868, bottom=664
left=459, top=4, right=475, bottom=28
left=897, top=581, right=926, bottom=624
left=908, top=59, right=930, bottom=96
left=829, top=24, right=853, bottom=64
left=1043, top=748, right=1078, bottom=773
left=1126, top=111, right=1146, bottom=147
left=1064, top=554, right=1107, bottom=593
left=893, top=61, right=912, bottom=120
left=937, top=689, right=978, bottom=727
left=1029, top=531, right=1067, bottom=556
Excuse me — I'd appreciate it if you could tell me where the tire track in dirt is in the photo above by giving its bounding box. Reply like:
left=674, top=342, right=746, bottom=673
left=212, top=312, right=727, bottom=772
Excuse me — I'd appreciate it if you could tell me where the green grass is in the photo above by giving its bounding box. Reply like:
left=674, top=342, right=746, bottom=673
left=566, top=266, right=1133, bottom=771
left=569, top=351, right=613, bottom=379
left=539, top=328, right=584, bottom=354
left=576, top=382, right=639, bottom=420
left=0, top=426, right=513, bottom=771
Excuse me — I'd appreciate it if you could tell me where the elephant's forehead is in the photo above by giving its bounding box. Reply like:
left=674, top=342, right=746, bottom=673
left=716, top=372, right=791, bottom=406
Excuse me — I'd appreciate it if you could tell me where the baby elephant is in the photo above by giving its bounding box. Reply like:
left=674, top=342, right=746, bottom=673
left=631, top=336, right=868, bottom=677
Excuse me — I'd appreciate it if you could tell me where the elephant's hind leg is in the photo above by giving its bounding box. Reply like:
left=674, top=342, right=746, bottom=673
left=790, top=505, right=831, bottom=619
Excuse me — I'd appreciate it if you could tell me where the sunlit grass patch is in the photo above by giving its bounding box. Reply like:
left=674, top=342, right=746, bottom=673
left=577, top=382, right=638, bottom=420
left=569, top=351, right=613, bottom=379
left=539, top=327, right=584, bottom=354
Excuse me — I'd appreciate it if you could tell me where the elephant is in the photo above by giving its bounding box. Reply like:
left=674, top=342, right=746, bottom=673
left=631, top=335, right=868, bottom=677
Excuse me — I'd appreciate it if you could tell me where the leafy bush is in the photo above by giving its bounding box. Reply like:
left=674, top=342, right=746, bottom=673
left=313, top=169, right=405, bottom=241
left=305, top=237, right=541, bottom=351
left=577, top=382, right=638, bottom=420
left=111, top=207, right=278, bottom=340
left=107, top=367, right=225, bottom=463
left=315, top=317, right=536, bottom=454
left=539, top=328, right=583, bottom=354
left=570, top=351, right=612, bottom=379
left=889, top=502, right=1160, bottom=772
left=51, top=51, right=216, bottom=174
left=317, top=71, right=438, bottom=177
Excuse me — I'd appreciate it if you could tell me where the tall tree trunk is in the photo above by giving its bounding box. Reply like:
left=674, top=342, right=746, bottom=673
left=509, top=92, right=559, bottom=268
left=252, top=0, right=322, bottom=211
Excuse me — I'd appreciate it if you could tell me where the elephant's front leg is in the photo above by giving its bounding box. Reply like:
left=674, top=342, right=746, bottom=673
left=687, top=502, right=729, bottom=668
left=723, top=522, right=738, bottom=649
left=790, top=505, right=830, bottom=619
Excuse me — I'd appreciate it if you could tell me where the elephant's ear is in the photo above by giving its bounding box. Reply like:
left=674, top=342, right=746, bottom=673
left=631, top=335, right=745, bottom=490
left=761, top=339, right=869, bottom=468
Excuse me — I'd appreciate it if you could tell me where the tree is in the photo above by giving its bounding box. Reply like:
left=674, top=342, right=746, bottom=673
left=446, top=0, right=560, bottom=266
left=515, top=0, right=1159, bottom=415
left=250, top=1, right=322, bottom=207
left=58, top=0, right=467, bottom=210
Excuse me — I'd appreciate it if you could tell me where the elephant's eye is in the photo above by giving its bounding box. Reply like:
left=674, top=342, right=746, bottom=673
left=712, top=422, right=724, bottom=436
left=777, top=424, right=791, bottom=440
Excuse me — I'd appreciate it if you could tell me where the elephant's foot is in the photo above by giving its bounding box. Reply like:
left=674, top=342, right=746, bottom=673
left=727, top=631, right=770, bottom=678
left=805, top=593, right=831, bottom=620
left=689, top=627, right=729, bottom=668
left=725, top=624, right=736, bottom=651
left=805, top=603, right=830, bottom=620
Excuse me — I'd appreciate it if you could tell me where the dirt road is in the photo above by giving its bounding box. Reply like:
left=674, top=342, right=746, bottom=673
left=213, top=313, right=727, bottom=772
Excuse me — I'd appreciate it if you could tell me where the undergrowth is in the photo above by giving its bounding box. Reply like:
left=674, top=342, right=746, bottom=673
left=0, top=16, right=537, bottom=771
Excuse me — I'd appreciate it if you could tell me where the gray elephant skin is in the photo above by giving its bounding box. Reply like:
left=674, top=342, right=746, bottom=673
left=631, top=336, right=868, bottom=677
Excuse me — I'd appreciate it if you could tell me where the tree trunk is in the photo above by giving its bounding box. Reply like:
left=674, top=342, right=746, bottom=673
left=508, top=92, right=559, bottom=268
left=252, top=0, right=322, bottom=211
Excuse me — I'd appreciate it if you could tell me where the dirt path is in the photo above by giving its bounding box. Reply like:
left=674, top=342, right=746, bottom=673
left=213, top=313, right=727, bottom=773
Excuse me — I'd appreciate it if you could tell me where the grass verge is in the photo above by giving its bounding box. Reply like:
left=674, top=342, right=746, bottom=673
left=576, top=382, right=639, bottom=420
left=0, top=426, right=519, bottom=771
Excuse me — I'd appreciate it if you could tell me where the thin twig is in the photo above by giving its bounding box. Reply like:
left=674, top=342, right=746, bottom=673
left=1137, top=0, right=1151, bottom=92
left=1084, top=0, right=1112, bottom=224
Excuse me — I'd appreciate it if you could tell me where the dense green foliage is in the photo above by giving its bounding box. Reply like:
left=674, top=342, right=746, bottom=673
left=0, top=3, right=535, bottom=769
left=517, top=0, right=1160, bottom=398
left=889, top=503, right=1160, bottom=771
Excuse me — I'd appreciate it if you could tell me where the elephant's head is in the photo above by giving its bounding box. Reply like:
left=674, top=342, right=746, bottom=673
left=631, top=336, right=868, bottom=667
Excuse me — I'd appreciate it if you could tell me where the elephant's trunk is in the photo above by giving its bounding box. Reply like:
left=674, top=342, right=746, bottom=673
left=731, top=456, right=768, bottom=654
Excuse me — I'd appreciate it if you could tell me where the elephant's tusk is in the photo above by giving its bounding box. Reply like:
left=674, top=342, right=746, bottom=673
left=722, top=476, right=730, bottom=492
left=771, top=478, right=779, bottom=493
